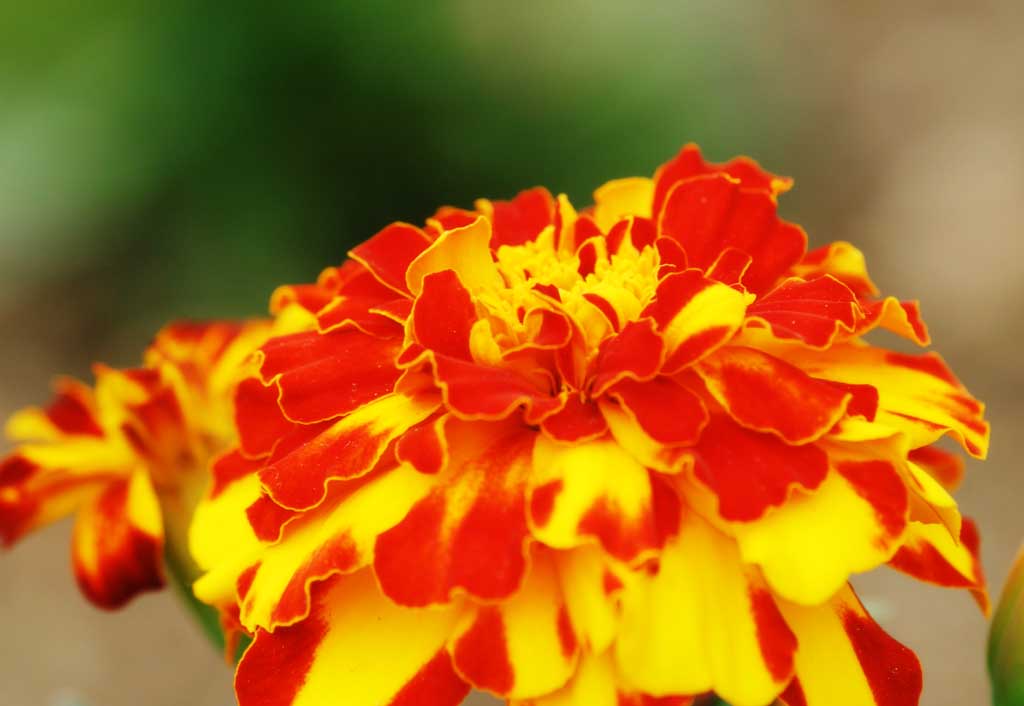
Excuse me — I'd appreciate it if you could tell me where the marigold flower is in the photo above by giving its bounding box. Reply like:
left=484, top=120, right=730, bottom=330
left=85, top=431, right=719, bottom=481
left=1, top=320, right=268, bottom=608
left=191, top=145, right=990, bottom=706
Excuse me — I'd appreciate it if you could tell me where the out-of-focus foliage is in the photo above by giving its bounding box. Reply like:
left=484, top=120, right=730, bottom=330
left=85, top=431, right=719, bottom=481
left=990, top=545, right=1024, bottom=706
left=0, top=1, right=792, bottom=336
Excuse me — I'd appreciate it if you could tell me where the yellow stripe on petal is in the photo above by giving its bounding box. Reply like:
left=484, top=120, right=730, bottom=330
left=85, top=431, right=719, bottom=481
left=405, top=215, right=502, bottom=295
left=615, top=512, right=795, bottom=706
left=707, top=463, right=905, bottom=606
left=189, top=473, right=263, bottom=573
left=450, top=552, right=578, bottom=699
left=529, top=436, right=674, bottom=562
left=778, top=584, right=922, bottom=706
left=555, top=545, right=620, bottom=654
left=593, top=177, right=654, bottom=233
left=238, top=464, right=433, bottom=632
left=235, top=570, right=469, bottom=706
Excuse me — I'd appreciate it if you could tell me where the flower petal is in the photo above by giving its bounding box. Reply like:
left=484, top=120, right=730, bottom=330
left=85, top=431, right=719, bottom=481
left=412, top=270, right=478, bottom=360
left=777, top=584, right=922, bottom=706
left=374, top=420, right=535, bottom=606
left=405, top=216, right=503, bottom=295
left=709, top=456, right=907, bottom=605
left=555, top=545, right=621, bottom=654
left=236, top=464, right=432, bottom=631
left=658, top=174, right=805, bottom=294
left=760, top=339, right=989, bottom=458
left=480, top=187, right=556, bottom=248
left=529, top=435, right=680, bottom=562
left=593, top=177, right=654, bottom=232
left=590, top=318, right=664, bottom=396
left=653, top=144, right=792, bottom=219
left=605, top=377, right=708, bottom=446
left=641, top=269, right=752, bottom=373
left=696, top=346, right=852, bottom=444
left=71, top=470, right=165, bottom=609
left=615, top=511, right=796, bottom=706
left=427, top=353, right=563, bottom=423
left=540, top=395, right=608, bottom=443
left=512, top=651, right=696, bottom=706
left=260, top=329, right=402, bottom=423
left=450, top=552, right=577, bottom=698
left=258, top=392, right=439, bottom=510
left=691, top=415, right=829, bottom=522
left=235, top=570, right=468, bottom=706
left=189, top=450, right=264, bottom=572
left=889, top=518, right=987, bottom=609
left=745, top=276, right=861, bottom=348
left=348, top=222, right=432, bottom=296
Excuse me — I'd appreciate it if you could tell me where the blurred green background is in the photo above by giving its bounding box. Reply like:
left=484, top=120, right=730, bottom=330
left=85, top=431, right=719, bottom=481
left=2, top=2, right=1022, bottom=706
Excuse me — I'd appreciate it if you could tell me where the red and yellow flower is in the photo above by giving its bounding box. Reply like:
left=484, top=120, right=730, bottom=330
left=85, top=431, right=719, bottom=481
left=1, top=320, right=269, bottom=608
left=184, top=145, right=988, bottom=706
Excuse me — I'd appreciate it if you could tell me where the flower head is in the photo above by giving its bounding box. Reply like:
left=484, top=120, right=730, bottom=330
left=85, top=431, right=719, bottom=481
left=192, top=145, right=989, bottom=706
left=1, top=320, right=268, bottom=608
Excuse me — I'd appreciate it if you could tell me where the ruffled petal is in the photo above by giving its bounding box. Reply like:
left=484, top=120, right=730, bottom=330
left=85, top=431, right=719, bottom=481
left=657, top=174, right=805, bottom=294
left=235, top=464, right=433, bottom=631
left=691, top=416, right=829, bottom=522
left=235, top=571, right=469, bottom=706
left=258, top=391, right=439, bottom=510
left=745, top=276, right=861, bottom=348
left=696, top=346, right=852, bottom=444
left=348, top=222, right=432, bottom=296
left=260, top=329, right=402, bottom=423
left=641, top=269, right=752, bottom=373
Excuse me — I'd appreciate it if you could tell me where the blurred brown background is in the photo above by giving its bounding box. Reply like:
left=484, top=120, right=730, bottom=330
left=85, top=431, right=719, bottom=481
left=2, top=2, right=1022, bottom=705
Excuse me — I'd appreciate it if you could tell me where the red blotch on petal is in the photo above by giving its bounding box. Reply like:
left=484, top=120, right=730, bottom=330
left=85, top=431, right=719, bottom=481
left=747, top=276, right=861, bottom=347
left=388, top=650, right=470, bottom=706
left=693, top=417, right=829, bottom=522
left=235, top=593, right=330, bottom=706
left=835, top=460, right=908, bottom=539
left=749, top=587, right=797, bottom=682
left=840, top=606, right=923, bottom=706
left=450, top=606, right=515, bottom=694
left=209, top=450, right=264, bottom=500
left=45, top=382, right=103, bottom=437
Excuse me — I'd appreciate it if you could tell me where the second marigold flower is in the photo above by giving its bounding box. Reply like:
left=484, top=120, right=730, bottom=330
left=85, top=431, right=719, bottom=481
left=190, top=144, right=989, bottom=706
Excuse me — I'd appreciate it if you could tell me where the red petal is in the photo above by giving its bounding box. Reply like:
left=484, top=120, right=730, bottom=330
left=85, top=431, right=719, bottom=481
left=747, top=276, right=861, bottom=347
left=412, top=270, right=478, bottom=360
left=606, top=377, right=708, bottom=446
left=489, top=187, right=556, bottom=247
left=653, top=143, right=791, bottom=218
left=658, top=174, right=806, bottom=293
left=430, top=353, right=562, bottom=424
left=349, top=222, right=432, bottom=295
left=260, top=329, right=401, bottom=423
left=591, top=318, right=664, bottom=396
left=697, top=346, right=852, bottom=444
left=693, top=416, right=829, bottom=521
left=234, top=377, right=295, bottom=457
